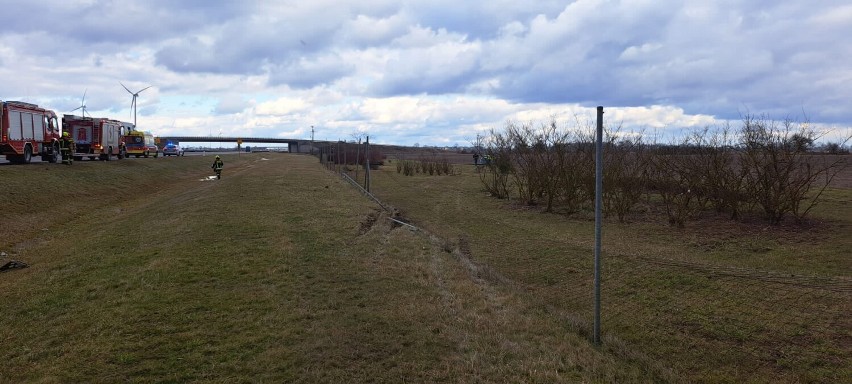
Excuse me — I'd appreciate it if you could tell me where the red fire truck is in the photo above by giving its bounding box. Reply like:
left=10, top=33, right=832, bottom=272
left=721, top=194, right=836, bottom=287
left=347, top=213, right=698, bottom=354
left=62, top=115, right=127, bottom=161
left=0, top=100, right=62, bottom=163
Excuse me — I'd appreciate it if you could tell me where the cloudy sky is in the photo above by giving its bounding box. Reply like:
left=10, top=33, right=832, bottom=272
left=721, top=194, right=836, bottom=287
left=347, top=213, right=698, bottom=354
left=1, top=0, right=850, bottom=146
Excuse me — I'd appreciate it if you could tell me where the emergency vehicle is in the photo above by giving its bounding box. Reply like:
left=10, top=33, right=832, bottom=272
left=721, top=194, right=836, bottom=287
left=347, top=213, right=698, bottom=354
left=62, top=114, right=127, bottom=161
left=122, top=130, right=159, bottom=158
left=0, top=100, right=62, bottom=163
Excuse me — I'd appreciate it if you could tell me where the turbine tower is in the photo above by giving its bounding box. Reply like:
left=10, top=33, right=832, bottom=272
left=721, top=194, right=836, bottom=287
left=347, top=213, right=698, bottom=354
left=70, top=89, right=89, bottom=117
left=121, top=82, right=152, bottom=129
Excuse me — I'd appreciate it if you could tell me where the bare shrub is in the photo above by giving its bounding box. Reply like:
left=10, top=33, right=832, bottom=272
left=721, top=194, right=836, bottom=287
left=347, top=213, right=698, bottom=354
left=739, top=114, right=837, bottom=224
left=822, top=142, right=849, bottom=154
left=503, top=121, right=541, bottom=205
left=602, top=126, right=649, bottom=222
left=553, top=139, right=589, bottom=214
left=476, top=113, right=845, bottom=226
left=533, top=119, right=568, bottom=212
left=689, top=125, right=749, bottom=220
left=479, top=127, right=513, bottom=198
left=648, top=144, right=697, bottom=227
left=400, top=160, right=416, bottom=176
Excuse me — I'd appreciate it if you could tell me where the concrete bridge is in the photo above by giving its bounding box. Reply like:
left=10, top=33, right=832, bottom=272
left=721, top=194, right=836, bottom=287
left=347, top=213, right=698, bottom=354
left=156, top=136, right=323, bottom=153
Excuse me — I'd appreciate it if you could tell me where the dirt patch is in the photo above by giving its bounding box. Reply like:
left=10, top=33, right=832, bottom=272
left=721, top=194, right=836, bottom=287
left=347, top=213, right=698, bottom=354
left=358, top=210, right=382, bottom=235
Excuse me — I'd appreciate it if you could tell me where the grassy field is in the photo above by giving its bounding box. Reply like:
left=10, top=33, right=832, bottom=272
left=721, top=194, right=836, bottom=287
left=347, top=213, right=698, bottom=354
left=350, top=155, right=852, bottom=383
left=1, top=153, right=849, bottom=383
left=2, top=154, right=647, bottom=383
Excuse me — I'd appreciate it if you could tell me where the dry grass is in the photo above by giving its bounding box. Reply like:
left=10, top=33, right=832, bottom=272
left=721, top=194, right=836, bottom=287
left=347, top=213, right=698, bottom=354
left=1, top=154, right=650, bottom=383
left=369, top=159, right=851, bottom=383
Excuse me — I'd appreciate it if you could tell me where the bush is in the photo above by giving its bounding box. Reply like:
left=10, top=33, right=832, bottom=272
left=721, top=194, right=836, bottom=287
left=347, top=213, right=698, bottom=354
left=477, top=114, right=848, bottom=226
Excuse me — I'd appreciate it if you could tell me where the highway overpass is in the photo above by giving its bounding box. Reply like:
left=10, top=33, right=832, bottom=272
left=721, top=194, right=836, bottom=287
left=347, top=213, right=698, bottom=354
left=156, top=136, right=323, bottom=153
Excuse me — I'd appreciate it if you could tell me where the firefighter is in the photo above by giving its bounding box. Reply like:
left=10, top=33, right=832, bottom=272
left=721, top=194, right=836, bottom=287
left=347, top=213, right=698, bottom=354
left=60, top=131, right=75, bottom=165
left=211, top=155, right=224, bottom=179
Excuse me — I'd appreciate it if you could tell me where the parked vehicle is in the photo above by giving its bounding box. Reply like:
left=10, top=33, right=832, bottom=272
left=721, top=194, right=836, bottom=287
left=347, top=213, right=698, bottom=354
left=63, top=115, right=127, bottom=161
left=162, top=143, right=184, bottom=156
left=0, top=100, right=62, bottom=163
left=123, top=130, right=159, bottom=158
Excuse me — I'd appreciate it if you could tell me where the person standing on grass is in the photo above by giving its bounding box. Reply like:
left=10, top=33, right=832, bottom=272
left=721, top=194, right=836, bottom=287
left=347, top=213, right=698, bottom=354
left=211, top=155, right=224, bottom=178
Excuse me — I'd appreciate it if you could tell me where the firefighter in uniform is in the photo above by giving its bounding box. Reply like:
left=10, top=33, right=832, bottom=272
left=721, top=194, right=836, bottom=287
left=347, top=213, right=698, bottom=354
left=60, top=132, right=75, bottom=165
left=211, top=155, right=224, bottom=179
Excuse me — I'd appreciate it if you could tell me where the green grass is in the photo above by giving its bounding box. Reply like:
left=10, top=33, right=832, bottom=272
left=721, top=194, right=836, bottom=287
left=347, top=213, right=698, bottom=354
left=368, top=162, right=851, bottom=383
left=1, top=154, right=652, bottom=383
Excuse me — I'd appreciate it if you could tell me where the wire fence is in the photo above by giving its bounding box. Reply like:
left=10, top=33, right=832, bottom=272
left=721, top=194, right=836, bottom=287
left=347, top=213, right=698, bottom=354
left=555, top=249, right=850, bottom=381
left=312, top=143, right=851, bottom=382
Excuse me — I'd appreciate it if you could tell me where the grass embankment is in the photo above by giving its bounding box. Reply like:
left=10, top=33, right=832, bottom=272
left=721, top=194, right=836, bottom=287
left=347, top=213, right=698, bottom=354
left=367, top=159, right=851, bottom=383
left=1, top=154, right=648, bottom=382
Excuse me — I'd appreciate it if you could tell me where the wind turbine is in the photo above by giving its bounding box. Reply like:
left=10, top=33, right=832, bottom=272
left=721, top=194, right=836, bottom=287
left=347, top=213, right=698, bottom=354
left=120, top=82, right=152, bottom=129
left=70, top=89, right=89, bottom=117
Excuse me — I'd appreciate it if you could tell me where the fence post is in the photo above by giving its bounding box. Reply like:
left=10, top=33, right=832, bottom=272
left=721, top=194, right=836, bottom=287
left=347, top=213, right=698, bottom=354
left=594, top=106, right=604, bottom=346
left=355, top=138, right=361, bottom=183
left=365, top=135, right=371, bottom=192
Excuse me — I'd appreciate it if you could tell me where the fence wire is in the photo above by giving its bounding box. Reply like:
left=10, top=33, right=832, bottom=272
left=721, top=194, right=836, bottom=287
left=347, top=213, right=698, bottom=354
left=318, top=148, right=850, bottom=382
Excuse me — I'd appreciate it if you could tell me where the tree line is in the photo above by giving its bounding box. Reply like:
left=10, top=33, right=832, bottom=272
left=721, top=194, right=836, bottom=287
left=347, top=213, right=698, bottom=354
left=478, top=115, right=849, bottom=226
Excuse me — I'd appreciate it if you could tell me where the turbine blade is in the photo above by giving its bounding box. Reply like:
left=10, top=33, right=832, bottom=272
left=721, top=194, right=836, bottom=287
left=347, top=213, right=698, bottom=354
left=137, top=85, right=152, bottom=94
left=120, top=82, right=133, bottom=94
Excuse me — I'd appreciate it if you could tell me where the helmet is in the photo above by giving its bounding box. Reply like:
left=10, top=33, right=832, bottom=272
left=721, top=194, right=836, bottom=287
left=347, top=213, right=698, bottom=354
left=62, top=132, right=70, bottom=138
left=215, top=155, right=220, bottom=159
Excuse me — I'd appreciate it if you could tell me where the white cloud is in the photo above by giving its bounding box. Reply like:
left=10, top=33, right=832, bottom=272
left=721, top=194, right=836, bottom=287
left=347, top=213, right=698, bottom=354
left=214, top=96, right=255, bottom=115
left=255, top=98, right=310, bottom=116
left=0, top=0, right=849, bottom=146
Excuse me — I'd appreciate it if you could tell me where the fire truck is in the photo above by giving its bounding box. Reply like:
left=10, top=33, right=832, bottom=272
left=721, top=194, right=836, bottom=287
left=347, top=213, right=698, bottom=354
left=122, top=130, right=159, bottom=158
left=62, top=115, right=127, bottom=161
left=0, top=100, right=62, bottom=163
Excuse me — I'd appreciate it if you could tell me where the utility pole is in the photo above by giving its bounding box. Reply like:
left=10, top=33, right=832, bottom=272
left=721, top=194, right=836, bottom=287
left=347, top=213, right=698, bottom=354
left=311, top=125, right=315, bottom=155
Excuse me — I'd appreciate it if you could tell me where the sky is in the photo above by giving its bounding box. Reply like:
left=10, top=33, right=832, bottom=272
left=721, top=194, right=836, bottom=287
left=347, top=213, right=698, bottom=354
left=1, top=0, right=850, bottom=147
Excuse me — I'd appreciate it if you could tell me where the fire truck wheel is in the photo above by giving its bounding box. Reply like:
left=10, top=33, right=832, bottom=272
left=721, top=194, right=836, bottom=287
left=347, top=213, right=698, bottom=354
left=23, top=145, right=33, bottom=164
left=49, top=143, right=60, bottom=163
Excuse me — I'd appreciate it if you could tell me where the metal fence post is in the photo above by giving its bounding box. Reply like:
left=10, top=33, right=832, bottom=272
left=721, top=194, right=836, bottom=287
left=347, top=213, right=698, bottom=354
left=355, top=138, right=361, bottom=184
left=365, top=135, right=371, bottom=192
left=594, top=106, right=604, bottom=346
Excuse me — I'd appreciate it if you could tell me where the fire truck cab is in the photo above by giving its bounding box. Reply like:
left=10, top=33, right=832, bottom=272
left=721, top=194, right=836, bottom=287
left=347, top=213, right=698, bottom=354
left=62, top=115, right=127, bottom=161
left=0, top=100, right=62, bottom=163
